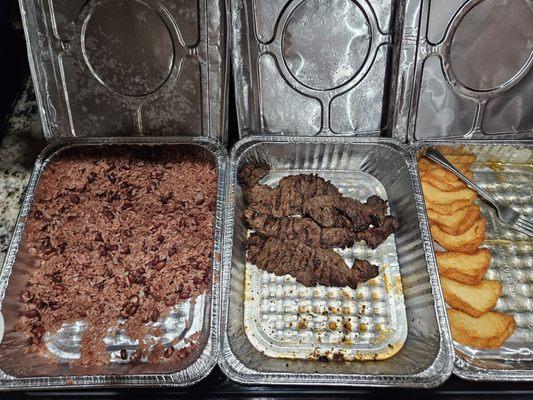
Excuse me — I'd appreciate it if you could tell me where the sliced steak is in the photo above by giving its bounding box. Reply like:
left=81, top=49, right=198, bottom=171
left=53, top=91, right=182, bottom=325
left=304, top=195, right=389, bottom=231
left=238, top=163, right=270, bottom=189
left=247, top=174, right=340, bottom=218
left=303, top=195, right=353, bottom=229
left=355, top=216, right=401, bottom=249
left=246, top=233, right=267, bottom=264
left=255, top=238, right=378, bottom=288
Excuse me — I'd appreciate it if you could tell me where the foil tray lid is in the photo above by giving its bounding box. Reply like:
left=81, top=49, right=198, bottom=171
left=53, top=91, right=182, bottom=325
left=231, top=0, right=396, bottom=137
left=19, top=0, right=228, bottom=142
left=392, top=0, right=533, bottom=142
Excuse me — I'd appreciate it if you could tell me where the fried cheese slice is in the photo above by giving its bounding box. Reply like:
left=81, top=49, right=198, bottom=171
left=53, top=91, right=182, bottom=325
left=448, top=309, right=515, bottom=349
left=436, top=249, right=492, bottom=285
left=441, top=277, right=501, bottom=317
left=422, top=181, right=477, bottom=205
left=425, top=199, right=473, bottom=215
left=427, top=204, right=480, bottom=235
left=430, top=218, right=486, bottom=253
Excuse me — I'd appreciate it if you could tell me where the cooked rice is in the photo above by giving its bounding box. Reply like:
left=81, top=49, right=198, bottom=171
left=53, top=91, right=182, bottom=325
left=16, top=146, right=217, bottom=365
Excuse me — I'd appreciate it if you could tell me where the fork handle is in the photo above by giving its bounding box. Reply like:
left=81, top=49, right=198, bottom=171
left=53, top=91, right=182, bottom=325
left=425, top=149, right=499, bottom=206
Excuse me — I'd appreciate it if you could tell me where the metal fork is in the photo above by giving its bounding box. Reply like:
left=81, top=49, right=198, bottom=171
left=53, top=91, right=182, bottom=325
left=425, top=149, right=533, bottom=237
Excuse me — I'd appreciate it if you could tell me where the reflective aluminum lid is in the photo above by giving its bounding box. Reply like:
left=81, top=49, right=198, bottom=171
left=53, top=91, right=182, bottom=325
left=19, top=0, right=229, bottom=142
left=391, top=0, right=533, bottom=142
left=231, top=0, right=396, bottom=137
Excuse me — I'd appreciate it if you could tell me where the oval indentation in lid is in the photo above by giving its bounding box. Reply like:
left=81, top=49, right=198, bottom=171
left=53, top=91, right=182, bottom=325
left=450, top=0, right=533, bottom=93
left=281, top=0, right=371, bottom=91
left=82, top=0, right=175, bottom=97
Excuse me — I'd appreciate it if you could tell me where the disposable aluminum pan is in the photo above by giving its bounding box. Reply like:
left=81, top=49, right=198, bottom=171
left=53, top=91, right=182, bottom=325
left=220, top=136, right=453, bottom=387
left=416, top=140, right=533, bottom=381
left=0, top=137, right=227, bottom=390
left=18, top=0, right=229, bottom=142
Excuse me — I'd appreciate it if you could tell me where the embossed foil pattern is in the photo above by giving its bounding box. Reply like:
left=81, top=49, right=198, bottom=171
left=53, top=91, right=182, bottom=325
left=231, top=0, right=395, bottom=136
left=20, top=0, right=228, bottom=141
left=393, top=0, right=533, bottom=140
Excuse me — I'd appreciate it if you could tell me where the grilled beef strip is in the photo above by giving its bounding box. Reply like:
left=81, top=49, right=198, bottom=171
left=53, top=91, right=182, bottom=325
left=246, top=232, right=267, bottom=264
left=240, top=166, right=401, bottom=288
left=304, top=194, right=389, bottom=231
left=245, top=208, right=400, bottom=250
left=245, top=173, right=341, bottom=218
left=354, top=216, right=401, bottom=249
left=238, top=163, right=271, bottom=189
left=255, top=238, right=378, bottom=288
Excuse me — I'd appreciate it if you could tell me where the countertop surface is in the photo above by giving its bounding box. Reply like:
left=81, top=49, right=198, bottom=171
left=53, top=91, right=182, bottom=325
left=0, top=80, right=45, bottom=267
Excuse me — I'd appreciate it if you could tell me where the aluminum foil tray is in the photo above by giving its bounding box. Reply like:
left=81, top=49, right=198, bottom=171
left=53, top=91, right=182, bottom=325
left=220, top=136, right=453, bottom=387
left=417, top=142, right=533, bottom=381
left=19, top=0, right=229, bottom=142
left=243, top=169, right=407, bottom=362
left=0, top=137, right=227, bottom=390
left=392, top=0, right=533, bottom=141
left=231, top=0, right=396, bottom=137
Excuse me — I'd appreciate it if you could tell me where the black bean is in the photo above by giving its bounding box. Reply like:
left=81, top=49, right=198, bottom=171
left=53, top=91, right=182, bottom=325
left=95, top=232, right=104, bottom=242
left=154, top=260, right=166, bottom=271
left=105, top=243, right=118, bottom=252
left=99, top=246, right=108, bottom=257
left=161, top=192, right=173, bottom=204
left=125, top=305, right=138, bottom=316
left=129, top=295, right=139, bottom=306
left=87, top=172, right=97, bottom=183
left=147, top=255, right=159, bottom=267
left=150, top=309, right=160, bottom=323
left=32, top=325, right=45, bottom=337
left=168, top=247, right=177, bottom=257
left=24, top=309, right=39, bottom=318
left=194, top=192, right=205, bottom=206
left=164, top=346, right=175, bottom=358
left=34, top=210, right=43, bottom=220
left=120, top=349, right=128, bottom=360
left=69, top=194, right=80, bottom=204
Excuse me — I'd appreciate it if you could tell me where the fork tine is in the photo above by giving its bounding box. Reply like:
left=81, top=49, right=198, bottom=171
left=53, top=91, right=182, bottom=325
left=513, top=220, right=533, bottom=237
left=512, top=223, right=533, bottom=237
left=517, top=215, right=533, bottom=230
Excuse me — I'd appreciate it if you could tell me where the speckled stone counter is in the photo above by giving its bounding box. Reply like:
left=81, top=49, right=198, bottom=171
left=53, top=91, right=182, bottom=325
left=0, top=80, right=46, bottom=266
